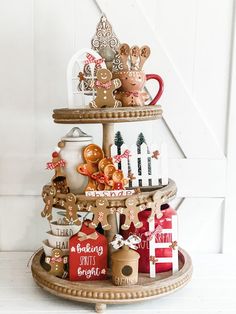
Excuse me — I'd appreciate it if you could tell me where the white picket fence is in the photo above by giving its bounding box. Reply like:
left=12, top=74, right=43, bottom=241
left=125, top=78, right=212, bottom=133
left=110, top=142, right=168, bottom=188
left=149, top=215, right=178, bottom=278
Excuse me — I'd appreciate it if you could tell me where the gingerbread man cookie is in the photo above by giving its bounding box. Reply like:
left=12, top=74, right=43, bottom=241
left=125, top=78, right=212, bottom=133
left=62, top=193, right=81, bottom=226
left=147, top=191, right=167, bottom=222
left=120, top=196, right=143, bottom=230
left=45, top=248, right=68, bottom=277
left=89, top=69, right=122, bottom=108
left=108, top=169, right=128, bottom=190
left=41, top=186, right=56, bottom=221
left=89, top=198, right=111, bottom=230
left=77, top=144, right=104, bottom=192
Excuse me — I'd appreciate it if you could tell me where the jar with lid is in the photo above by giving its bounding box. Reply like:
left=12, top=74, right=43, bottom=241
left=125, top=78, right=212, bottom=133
left=59, top=127, right=92, bottom=193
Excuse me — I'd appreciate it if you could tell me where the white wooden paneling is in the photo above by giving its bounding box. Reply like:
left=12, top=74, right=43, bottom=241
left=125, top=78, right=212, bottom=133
left=96, top=0, right=225, bottom=159
left=223, top=0, right=236, bottom=254
left=0, top=0, right=234, bottom=253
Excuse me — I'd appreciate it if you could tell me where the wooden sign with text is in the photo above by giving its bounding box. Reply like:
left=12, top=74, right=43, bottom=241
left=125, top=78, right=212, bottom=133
left=69, top=224, right=107, bottom=281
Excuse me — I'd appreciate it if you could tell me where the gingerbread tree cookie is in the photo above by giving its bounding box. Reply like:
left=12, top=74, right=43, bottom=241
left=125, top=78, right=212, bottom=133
left=89, top=69, right=122, bottom=108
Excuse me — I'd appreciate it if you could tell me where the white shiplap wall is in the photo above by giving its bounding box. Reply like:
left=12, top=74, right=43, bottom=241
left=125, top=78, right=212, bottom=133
left=0, top=0, right=234, bottom=253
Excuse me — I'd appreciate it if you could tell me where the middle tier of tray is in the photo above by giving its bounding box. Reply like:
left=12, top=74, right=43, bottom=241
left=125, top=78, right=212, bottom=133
left=53, top=105, right=162, bottom=124
left=42, top=179, right=176, bottom=210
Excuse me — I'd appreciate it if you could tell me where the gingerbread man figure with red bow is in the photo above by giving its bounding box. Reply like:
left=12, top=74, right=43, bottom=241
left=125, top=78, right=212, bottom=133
left=89, top=69, right=122, bottom=108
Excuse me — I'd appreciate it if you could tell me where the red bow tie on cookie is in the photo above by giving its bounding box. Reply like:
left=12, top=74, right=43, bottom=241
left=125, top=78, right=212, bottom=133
left=125, top=91, right=139, bottom=97
left=95, top=80, right=112, bottom=89
left=51, top=257, right=63, bottom=263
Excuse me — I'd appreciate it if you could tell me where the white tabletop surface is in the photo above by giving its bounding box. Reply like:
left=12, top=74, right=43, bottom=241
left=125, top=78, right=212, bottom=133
left=0, top=252, right=235, bottom=313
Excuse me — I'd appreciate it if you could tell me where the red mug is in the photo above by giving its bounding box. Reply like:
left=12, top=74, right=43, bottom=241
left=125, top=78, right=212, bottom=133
left=114, top=70, right=164, bottom=106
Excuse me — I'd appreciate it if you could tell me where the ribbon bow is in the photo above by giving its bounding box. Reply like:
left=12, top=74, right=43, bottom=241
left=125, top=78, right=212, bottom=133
left=113, top=149, right=131, bottom=163
left=46, top=159, right=66, bottom=170
left=50, top=257, right=63, bottom=263
left=110, top=234, right=141, bottom=250
left=125, top=91, right=139, bottom=97
left=144, top=225, right=163, bottom=241
left=79, top=167, right=110, bottom=185
left=95, top=80, right=112, bottom=89
left=78, top=231, right=98, bottom=241
left=84, top=53, right=104, bottom=66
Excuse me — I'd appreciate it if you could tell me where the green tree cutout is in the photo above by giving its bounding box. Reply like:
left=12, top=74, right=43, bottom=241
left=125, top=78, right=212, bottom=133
left=114, top=131, right=124, bottom=155
left=136, top=132, right=151, bottom=179
left=114, top=131, right=124, bottom=170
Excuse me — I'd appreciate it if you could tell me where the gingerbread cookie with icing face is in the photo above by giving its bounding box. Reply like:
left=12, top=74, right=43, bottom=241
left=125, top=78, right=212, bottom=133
left=108, top=169, right=128, bottom=190
left=62, top=193, right=81, bottom=226
left=45, top=248, right=68, bottom=277
left=89, top=69, right=122, bottom=108
left=88, top=197, right=111, bottom=230
left=147, top=191, right=166, bottom=222
left=120, top=196, right=143, bottom=230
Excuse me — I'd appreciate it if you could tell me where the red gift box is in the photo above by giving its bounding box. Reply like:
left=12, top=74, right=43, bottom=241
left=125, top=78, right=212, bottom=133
left=69, top=224, right=107, bottom=281
left=120, top=204, right=177, bottom=273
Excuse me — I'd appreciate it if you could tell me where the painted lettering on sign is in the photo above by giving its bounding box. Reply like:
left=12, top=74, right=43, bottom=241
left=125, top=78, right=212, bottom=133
left=69, top=224, right=107, bottom=281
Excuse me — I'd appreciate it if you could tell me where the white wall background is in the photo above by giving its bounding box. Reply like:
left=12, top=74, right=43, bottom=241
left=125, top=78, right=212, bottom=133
left=0, top=0, right=235, bottom=254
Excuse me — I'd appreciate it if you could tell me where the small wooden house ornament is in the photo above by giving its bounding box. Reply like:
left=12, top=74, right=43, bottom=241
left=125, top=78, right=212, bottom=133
left=110, top=234, right=141, bottom=286
left=69, top=223, right=107, bottom=281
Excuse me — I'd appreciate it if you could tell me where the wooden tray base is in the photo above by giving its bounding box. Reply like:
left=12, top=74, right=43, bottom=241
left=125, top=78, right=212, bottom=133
left=31, top=248, right=192, bottom=312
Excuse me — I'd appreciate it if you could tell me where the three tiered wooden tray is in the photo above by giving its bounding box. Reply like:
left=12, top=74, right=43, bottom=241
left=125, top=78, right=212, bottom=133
left=31, top=105, right=193, bottom=312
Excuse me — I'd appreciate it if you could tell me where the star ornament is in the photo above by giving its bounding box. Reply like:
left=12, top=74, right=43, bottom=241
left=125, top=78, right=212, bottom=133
left=152, top=150, right=160, bottom=159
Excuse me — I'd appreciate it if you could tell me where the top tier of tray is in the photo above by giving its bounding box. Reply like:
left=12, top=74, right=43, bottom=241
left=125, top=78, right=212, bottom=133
left=52, top=105, right=162, bottom=124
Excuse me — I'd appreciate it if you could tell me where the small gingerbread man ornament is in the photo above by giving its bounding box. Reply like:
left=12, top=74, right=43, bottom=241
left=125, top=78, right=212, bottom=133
left=109, top=169, right=128, bottom=190
left=62, top=193, right=81, bottom=226
left=45, top=248, right=68, bottom=277
left=120, top=196, right=143, bottom=230
left=88, top=198, right=111, bottom=230
left=41, top=186, right=56, bottom=221
left=147, top=191, right=167, bottom=222
left=89, top=69, right=122, bottom=108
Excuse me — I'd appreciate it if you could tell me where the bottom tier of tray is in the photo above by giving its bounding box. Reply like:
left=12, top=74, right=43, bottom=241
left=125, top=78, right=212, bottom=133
left=31, top=248, right=193, bottom=313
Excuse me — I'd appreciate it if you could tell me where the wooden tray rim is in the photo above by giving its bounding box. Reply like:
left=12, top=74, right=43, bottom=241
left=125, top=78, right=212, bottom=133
left=31, top=247, right=193, bottom=305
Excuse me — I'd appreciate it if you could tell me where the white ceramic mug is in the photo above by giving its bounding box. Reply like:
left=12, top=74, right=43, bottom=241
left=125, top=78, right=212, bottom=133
left=47, top=231, right=70, bottom=250
left=42, top=240, right=69, bottom=256
left=50, top=221, right=81, bottom=236
left=60, top=127, right=92, bottom=193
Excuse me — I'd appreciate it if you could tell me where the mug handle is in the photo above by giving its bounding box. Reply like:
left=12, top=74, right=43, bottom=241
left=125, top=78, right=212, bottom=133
left=146, top=74, right=164, bottom=105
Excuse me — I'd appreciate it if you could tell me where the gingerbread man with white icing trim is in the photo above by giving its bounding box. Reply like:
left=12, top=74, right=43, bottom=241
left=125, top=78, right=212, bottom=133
left=45, top=248, right=68, bottom=278
left=89, top=69, right=122, bottom=108
left=88, top=197, right=111, bottom=230
left=120, top=196, right=143, bottom=230
left=41, top=186, right=56, bottom=221
left=62, top=193, right=81, bottom=226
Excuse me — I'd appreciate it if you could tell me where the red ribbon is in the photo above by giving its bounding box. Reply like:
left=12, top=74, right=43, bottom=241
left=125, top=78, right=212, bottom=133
left=79, top=168, right=110, bottom=185
left=144, top=225, right=163, bottom=241
left=84, top=53, right=104, bottom=66
left=50, top=257, right=63, bottom=263
left=46, top=159, right=66, bottom=170
left=95, top=80, right=112, bottom=89
left=113, top=149, right=131, bottom=163
left=125, top=91, right=139, bottom=97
